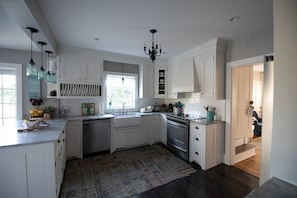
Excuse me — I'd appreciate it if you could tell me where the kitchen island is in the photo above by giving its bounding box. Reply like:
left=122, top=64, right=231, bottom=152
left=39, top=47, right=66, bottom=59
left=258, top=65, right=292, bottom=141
left=0, top=119, right=67, bottom=198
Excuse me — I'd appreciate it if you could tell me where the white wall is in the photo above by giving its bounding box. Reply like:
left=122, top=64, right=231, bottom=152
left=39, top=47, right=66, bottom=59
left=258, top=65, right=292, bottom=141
left=270, top=0, right=297, bottom=185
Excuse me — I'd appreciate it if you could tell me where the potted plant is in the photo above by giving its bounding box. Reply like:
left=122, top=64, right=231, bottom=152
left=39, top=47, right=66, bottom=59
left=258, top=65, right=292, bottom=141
left=43, top=106, right=56, bottom=119
left=173, top=101, right=184, bottom=115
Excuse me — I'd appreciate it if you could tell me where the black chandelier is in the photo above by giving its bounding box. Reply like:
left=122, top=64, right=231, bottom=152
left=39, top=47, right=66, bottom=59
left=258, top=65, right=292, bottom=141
left=144, top=29, right=162, bottom=62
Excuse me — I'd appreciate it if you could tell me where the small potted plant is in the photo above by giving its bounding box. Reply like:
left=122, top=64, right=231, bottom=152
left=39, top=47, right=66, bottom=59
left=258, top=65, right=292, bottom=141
left=173, top=101, right=184, bottom=115
left=43, top=106, right=56, bottom=119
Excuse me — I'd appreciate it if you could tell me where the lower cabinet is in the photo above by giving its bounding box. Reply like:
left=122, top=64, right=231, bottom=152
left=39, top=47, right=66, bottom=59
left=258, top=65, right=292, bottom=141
left=112, top=126, right=142, bottom=151
left=141, top=115, right=162, bottom=145
left=0, top=131, right=66, bottom=198
left=66, top=120, right=83, bottom=159
left=189, top=121, right=224, bottom=170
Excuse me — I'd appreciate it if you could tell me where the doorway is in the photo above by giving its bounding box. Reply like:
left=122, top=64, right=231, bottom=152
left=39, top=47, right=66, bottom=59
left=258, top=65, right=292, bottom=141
left=232, top=63, right=264, bottom=178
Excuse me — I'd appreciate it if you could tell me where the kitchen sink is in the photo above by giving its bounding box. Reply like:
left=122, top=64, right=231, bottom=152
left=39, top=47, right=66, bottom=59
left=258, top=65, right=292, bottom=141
left=113, top=114, right=141, bottom=127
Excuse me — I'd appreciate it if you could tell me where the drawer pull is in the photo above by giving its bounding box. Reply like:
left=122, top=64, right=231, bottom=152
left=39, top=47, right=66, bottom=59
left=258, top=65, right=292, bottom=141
left=195, top=126, right=199, bottom=130
left=195, top=137, right=199, bottom=141
left=195, top=152, right=199, bottom=155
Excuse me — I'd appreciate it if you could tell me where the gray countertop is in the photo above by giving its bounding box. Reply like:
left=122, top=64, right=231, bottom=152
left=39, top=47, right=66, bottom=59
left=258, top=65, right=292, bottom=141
left=0, top=119, right=67, bottom=148
left=0, top=112, right=219, bottom=149
left=190, top=118, right=225, bottom=125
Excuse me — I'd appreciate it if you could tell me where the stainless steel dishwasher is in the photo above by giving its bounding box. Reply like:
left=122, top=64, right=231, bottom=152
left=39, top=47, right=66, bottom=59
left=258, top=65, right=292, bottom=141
left=83, top=118, right=111, bottom=155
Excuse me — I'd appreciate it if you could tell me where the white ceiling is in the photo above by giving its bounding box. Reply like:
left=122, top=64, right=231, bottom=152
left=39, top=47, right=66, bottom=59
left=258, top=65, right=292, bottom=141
left=0, top=0, right=273, bottom=59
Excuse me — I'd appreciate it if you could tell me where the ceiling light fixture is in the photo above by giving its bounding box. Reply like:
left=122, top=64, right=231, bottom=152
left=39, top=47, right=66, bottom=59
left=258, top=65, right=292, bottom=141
left=228, top=16, right=240, bottom=22
left=45, top=50, right=57, bottom=83
left=37, top=41, right=47, bottom=81
left=144, top=29, right=162, bottom=62
left=26, top=27, right=39, bottom=77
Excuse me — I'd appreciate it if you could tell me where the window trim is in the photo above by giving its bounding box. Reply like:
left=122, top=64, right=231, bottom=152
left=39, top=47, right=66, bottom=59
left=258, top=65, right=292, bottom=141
left=0, top=62, right=22, bottom=120
left=103, top=71, right=138, bottom=111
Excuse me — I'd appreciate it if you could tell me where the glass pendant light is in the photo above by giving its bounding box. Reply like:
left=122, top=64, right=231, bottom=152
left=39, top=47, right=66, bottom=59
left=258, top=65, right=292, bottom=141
left=26, top=27, right=39, bottom=77
left=45, top=50, right=56, bottom=83
left=37, top=41, right=47, bottom=81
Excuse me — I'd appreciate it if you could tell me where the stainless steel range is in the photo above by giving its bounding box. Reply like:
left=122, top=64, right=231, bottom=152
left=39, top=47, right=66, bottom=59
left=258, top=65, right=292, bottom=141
left=166, top=114, right=190, bottom=161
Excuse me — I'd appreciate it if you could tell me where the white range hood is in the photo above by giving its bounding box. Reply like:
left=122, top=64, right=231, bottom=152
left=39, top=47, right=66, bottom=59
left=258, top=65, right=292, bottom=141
left=172, top=58, right=199, bottom=93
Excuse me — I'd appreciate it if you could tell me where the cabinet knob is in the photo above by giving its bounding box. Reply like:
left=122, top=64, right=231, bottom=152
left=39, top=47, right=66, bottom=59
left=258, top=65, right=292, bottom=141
left=58, top=140, right=61, bottom=143
left=195, top=137, right=199, bottom=141
left=195, top=152, right=199, bottom=155
left=63, top=139, right=65, bottom=142
left=195, top=126, right=199, bottom=130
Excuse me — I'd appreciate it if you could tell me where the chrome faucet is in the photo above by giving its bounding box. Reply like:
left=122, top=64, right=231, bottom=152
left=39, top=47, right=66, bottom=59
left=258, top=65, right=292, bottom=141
left=122, top=102, right=125, bottom=114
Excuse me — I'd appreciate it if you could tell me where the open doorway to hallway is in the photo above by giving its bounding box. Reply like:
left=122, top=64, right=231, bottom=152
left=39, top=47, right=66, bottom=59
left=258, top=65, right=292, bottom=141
left=232, top=63, right=264, bottom=178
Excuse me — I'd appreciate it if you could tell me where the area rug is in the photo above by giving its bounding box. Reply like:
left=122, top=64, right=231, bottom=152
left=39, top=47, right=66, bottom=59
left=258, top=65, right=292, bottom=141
left=59, top=144, right=196, bottom=198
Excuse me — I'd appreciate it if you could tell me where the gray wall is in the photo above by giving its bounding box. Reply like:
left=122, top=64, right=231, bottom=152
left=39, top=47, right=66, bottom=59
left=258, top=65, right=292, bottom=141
left=270, top=0, right=297, bottom=185
left=226, top=27, right=273, bottom=62
left=0, top=48, right=58, bottom=117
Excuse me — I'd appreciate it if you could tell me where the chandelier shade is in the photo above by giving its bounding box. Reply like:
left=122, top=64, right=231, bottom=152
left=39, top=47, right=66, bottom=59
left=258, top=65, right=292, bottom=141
left=26, top=27, right=39, bottom=77
left=144, top=29, right=162, bottom=62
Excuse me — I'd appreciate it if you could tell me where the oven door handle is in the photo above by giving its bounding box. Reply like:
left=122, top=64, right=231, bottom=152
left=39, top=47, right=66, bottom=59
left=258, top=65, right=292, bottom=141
left=167, top=120, right=188, bottom=128
left=167, top=142, right=187, bottom=153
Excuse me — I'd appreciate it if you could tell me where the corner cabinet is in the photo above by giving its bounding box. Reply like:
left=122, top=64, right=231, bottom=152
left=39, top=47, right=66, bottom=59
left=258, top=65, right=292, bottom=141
left=47, top=56, right=103, bottom=98
left=189, top=121, right=224, bottom=170
left=154, top=67, right=167, bottom=98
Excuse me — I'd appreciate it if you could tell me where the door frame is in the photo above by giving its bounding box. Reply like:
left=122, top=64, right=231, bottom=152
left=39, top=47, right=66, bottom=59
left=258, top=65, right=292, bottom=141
left=225, top=55, right=264, bottom=166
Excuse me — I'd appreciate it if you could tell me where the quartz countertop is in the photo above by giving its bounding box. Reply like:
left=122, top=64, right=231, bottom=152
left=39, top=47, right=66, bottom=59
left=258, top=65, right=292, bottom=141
left=190, top=118, right=225, bottom=125
left=62, top=114, right=114, bottom=121
left=0, top=119, right=67, bottom=148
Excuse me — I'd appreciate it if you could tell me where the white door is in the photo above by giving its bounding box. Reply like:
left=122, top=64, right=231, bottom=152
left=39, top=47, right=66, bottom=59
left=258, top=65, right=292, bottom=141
left=232, top=66, right=253, bottom=139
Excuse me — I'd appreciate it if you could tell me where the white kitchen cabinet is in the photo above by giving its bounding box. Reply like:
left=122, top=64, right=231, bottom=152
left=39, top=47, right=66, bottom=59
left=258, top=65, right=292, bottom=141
left=194, top=49, right=225, bottom=99
left=113, top=126, right=142, bottom=151
left=66, top=120, right=83, bottom=159
left=58, top=56, right=102, bottom=84
left=141, top=116, right=151, bottom=144
left=155, top=67, right=167, bottom=98
left=139, top=64, right=155, bottom=98
left=0, top=132, right=67, bottom=198
left=189, top=121, right=224, bottom=170
left=150, top=115, right=161, bottom=144
left=160, top=113, right=167, bottom=145
left=55, top=130, right=66, bottom=196
left=141, top=115, right=162, bottom=145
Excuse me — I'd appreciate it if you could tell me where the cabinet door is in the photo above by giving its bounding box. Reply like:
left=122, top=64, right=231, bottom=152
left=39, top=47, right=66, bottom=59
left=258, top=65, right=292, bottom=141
left=201, top=52, right=215, bottom=99
left=155, top=67, right=167, bottom=98
left=58, top=56, right=81, bottom=83
left=142, top=116, right=151, bottom=144
left=139, top=65, right=155, bottom=98
left=151, top=115, right=161, bottom=143
left=127, top=127, right=142, bottom=146
left=82, top=59, right=101, bottom=83
left=113, top=129, right=128, bottom=149
left=66, top=120, right=83, bottom=159
left=160, top=114, right=167, bottom=145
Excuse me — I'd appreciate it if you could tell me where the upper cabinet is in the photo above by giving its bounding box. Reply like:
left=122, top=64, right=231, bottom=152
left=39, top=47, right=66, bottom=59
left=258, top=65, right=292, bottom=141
left=139, top=64, right=155, bottom=98
left=154, top=66, right=167, bottom=98
left=169, top=38, right=226, bottom=99
left=194, top=49, right=225, bottom=99
left=47, top=56, right=102, bottom=98
left=58, top=56, right=102, bottom=84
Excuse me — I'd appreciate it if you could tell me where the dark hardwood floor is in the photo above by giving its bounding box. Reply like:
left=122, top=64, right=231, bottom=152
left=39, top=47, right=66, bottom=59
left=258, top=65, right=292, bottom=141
left=134, top=163, right=259, bottom=198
